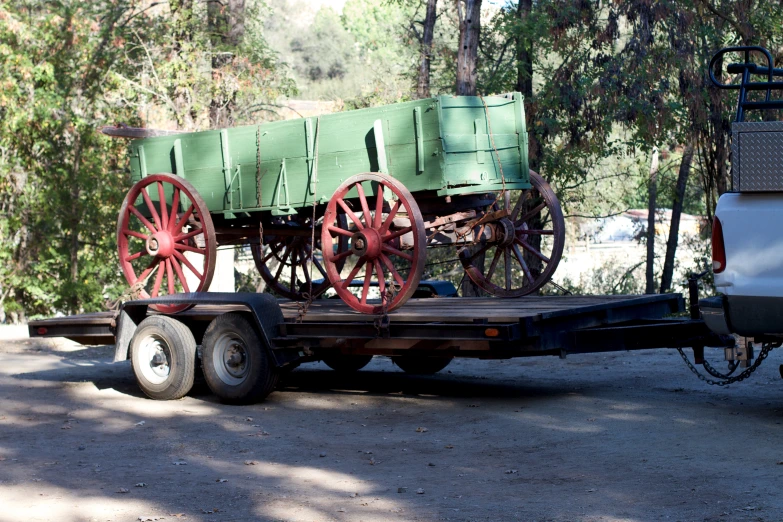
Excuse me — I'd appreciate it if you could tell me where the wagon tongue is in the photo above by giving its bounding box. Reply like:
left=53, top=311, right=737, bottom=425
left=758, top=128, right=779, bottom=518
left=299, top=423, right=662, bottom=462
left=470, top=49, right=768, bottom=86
left=100, top=125, right=186, bottom=139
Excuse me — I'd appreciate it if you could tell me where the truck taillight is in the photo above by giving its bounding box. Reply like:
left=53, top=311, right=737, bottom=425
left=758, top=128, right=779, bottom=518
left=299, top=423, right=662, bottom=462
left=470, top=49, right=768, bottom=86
left=712, top=216, right=726, bottom=273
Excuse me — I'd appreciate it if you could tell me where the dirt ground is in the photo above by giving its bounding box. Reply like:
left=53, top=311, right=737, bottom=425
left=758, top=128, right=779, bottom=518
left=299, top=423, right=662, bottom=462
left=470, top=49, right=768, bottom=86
left=2, top=326, right=783, bottom=522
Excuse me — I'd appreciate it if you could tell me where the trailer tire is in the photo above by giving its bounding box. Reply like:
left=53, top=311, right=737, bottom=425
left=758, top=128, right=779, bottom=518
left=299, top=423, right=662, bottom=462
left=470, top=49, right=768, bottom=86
left=201, top=313, right=278, bottom=404
left=130, top=316, right=196, bottom=400
left=322, top=354, right=373, bottom=373
left=393, top=355, right=452, bottom=375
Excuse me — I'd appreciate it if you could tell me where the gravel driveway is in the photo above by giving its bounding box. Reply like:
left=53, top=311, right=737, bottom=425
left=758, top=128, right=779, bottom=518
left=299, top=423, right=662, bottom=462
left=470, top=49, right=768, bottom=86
left=1, top=327, right=782, bottom=522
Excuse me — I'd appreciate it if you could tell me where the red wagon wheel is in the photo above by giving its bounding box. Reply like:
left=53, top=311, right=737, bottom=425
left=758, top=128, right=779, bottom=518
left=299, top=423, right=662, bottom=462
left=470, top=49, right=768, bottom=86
left=460, top=170, right=565, bottom=297
left=321, top=173, right=426, bottom=314
left=117, top=173, right=216, bottom=313
left=250, top=213, right=348, bottom=300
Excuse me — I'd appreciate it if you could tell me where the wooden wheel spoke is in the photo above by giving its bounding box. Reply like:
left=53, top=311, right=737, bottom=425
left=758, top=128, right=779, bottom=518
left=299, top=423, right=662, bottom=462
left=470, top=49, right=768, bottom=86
left=289, top=247, right=299, bottom=292
left=262, top=241, right=284, bottom=263
left=518, top=229, right=554, bottom=236
left=485, top=248, right=503, bottom=283
left=170, top=256, right=190, bottom=293
left=312, top=255, right=328, bottom=279
left=157, top=182, right=169, bottom=230
left=515, top=201, right=547, bottom=226
left=174, top=204, right=195, bottom=231
left=299, top=247, right=312, bottom=286
left=504, top=250, right=512, bottom=291
left=151, top=260, right=165, bottom=297
left=384, top=226, right=412, bottom=242
left=355, top=183, right=373, bottom=229
left=168, top=187, right=180, bottom=232
left=174, top=243, right=206, bottom=255
left=330, top=248, right=353, bottom=264
left=327, top=225, right=354, bottom=238
left=361, top=262, right=373, bottom=304
left=379, top=200, right=401, bottom=234
left=134, top=258, right=159, bottom=285
left=517, top=238, right=550, bottom=263
left=375, top=259, right=386, bottom=303
left=509, top=189, right=530, bottom=222
left=174, top=228, right=203, bottom=242
left=129, top=206, right=158, bottom=234
left=337, top=198, right=365, bottom=231
left=165, top=258, right=175, bottom=294
left=342, top=258, right=366, bottom=288
left=274, top=247, right=292, bottom=280
left=123, top=228, right=149, bottom=240
left=374, top=183, right=384, bottom=229
left=140, top=189, right=162, bottom=230
left=381, top=244, right=413, bottom=261
left=467, top=242, right=491, bottom=262
left=512, top=244, right=534, bottom=282
left=380, top=254, right=404, bottom=286
left=126, top=250, right=145, bottom=262
left=172, top=250, right=204, bottom=280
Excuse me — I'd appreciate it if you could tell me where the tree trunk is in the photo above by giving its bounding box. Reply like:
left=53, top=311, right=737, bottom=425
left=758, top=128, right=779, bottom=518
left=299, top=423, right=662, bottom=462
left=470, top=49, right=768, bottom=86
left=660, top=143, right=694, bottom=293
left=645, top=147, right=659, bottom=294
left=456, top=0, right=481, bottom=96
left=69, top=139, right=83, bottom=315
left=416, top=0, right=438, bottom=99
left=456, top=0, right=483, bottom=295
left=515, top=0, right=538, bottom=170
left=208, top=0, right=246, bottom=128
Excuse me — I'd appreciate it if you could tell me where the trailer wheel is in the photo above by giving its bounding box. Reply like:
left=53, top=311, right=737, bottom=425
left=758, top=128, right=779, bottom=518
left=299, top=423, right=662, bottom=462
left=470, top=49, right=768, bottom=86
left=393, top=355, right=452, bottom=375
left=321, top=354, right=373, bottom=373
left=201, top=313, right=278, bottom=404
left=130, top=316, right=196, bottom=400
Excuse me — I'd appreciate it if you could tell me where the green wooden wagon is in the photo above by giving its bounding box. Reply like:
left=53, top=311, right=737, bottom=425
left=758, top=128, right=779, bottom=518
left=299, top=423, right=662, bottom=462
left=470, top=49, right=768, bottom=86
left=106, top=92, right=565, bottom=314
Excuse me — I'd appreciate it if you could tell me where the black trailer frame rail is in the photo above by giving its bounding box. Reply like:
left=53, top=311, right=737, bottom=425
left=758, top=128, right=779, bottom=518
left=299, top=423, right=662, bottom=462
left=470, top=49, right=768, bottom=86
left=28, top=293, right=734, bottom=365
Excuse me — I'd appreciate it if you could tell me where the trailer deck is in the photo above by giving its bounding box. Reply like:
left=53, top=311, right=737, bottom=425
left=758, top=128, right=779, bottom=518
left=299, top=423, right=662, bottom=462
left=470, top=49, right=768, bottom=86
left=29, top=293, right=726, bottom=356
left=26, top=292, right=735, bottom=403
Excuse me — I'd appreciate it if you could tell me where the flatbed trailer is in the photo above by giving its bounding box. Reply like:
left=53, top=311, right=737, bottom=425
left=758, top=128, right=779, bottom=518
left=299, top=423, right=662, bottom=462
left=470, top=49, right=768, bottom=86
left=26, top=292, right=734, bottom=404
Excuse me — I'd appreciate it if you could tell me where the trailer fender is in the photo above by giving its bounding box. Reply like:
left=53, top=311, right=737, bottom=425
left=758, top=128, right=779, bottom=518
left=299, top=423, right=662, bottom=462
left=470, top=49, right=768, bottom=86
left=116, top=293, right=291, bottom=367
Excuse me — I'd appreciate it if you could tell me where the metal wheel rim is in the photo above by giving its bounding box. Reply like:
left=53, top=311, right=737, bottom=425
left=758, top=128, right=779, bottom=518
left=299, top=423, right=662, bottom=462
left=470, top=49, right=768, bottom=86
left=137, top=334, right=172, bottom=385
left=320, top=173, right=426, bottom=314
left=116, top=173, right=216, bottom=314
left=211, top=332, right=250, bottom=385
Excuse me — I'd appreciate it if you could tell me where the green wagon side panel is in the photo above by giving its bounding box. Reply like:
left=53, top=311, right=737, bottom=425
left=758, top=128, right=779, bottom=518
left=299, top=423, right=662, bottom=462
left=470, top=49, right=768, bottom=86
left=128, top=93, right=530, bottom=214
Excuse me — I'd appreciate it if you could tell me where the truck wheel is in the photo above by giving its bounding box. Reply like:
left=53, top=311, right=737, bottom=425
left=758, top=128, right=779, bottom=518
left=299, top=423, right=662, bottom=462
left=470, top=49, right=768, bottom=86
left=393, top=355, right=452, bottom=375
left=130, top=316, right=196, bottom=400
left=321, top=354, right=373, bottom=373
left=201, top=313, right=278, bottom=404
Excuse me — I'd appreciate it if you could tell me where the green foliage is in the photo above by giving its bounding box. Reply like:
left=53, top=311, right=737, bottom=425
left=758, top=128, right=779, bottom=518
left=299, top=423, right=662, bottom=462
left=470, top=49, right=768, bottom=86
left=0, top=0, right=294, bottom=319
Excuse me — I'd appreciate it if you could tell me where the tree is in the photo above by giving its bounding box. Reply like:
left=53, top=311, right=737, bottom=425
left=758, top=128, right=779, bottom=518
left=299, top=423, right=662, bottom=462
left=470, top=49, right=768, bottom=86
left=414, top=0, right=438, bottom=98
left=455, top=0, right=481, bottom=95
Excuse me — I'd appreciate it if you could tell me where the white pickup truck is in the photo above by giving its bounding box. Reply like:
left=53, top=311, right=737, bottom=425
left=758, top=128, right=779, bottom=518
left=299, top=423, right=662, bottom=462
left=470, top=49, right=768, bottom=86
left=700, top=46, right=783, bottom=345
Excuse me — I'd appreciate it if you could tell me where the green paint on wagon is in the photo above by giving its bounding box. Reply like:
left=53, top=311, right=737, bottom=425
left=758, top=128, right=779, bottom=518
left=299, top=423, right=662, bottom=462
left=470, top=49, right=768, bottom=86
left=127, top=94, right=532, bottom=214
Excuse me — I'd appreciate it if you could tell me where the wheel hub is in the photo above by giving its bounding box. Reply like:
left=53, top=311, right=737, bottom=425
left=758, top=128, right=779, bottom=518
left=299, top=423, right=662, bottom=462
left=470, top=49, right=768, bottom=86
left=351, top=228, right=382, bottom=259
left=223, top=342, right=247, bottom=378
left=146, top=231, right=175, bottom=258
left=498, top=218, right=516, bottom=248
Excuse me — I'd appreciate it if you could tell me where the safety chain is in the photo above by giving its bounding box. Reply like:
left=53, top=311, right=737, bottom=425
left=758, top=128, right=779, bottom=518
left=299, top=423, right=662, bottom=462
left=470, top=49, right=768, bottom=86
left=296, top=116, right=321, bottom=323
left=676, top=342, right=776, bottom=386
left=374, top=279, right=398, bottom=337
